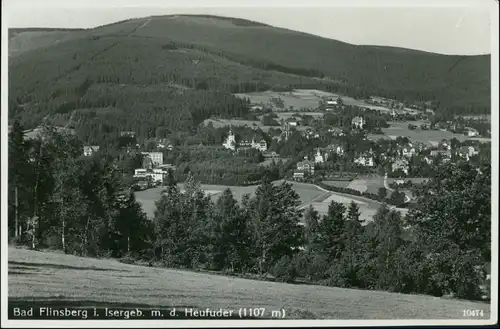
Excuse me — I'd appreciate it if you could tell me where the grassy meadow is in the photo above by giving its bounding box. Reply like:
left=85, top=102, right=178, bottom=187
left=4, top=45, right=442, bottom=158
left=368, top=121, right=473, bottom=145
left=135, top=180, right=408, bottom=223
left=8, top=247, right=491, bottom=320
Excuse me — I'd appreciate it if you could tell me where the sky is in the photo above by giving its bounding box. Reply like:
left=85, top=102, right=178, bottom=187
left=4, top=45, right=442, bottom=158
left=3, top=0, right=495, bottom=55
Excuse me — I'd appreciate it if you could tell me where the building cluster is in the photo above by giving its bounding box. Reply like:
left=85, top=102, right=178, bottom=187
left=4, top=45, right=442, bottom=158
left=222, top=129, right=268, bottom=152
left=132, top=152, right=177, bottom=187
left=289, top=126, right=483, bottom=181
left=83, top=145, right=100, bottom=157
left=354, top=151, right=375, bottom=167
left=351, top=116, right=365, bottom=130
left=156, top=138, right=174, bottom=150
left=293, top=159, right=315, bottom=180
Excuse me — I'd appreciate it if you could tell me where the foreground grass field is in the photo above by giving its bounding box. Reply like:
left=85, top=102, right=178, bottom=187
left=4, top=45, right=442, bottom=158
left=8, top=248, right=491, bottom=320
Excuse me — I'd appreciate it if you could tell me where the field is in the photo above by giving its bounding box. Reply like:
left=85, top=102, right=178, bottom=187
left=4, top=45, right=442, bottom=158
left=203, top=118, right=270, bottom=131
left=458, top=115, right=491, bottom=122
left=302, top=191, right=402, bottom=223
left=135, top=181, right=408, bottom=223
left=234, top=89, right=394, bottom=113
left=368, top=121, right=473, bottom=145
left=322, top=180, right=352, bottom=189
left=203, top=116, right=313, bottom=132
left=8, top=248, right=491, bottom=320
left=22, top=126, right=76, bottom=140
left=347, top=176, right=384, bottom=195
left=275, top=111, right=324, bottom=119
left=324, top=176, right=385, bottom=195
left=235, top=90, right=324, bottom=110
left=135, top=181, right=325, bottom=220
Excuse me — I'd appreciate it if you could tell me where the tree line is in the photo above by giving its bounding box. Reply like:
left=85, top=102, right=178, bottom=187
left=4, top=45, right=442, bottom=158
left=8, top=123, right=491, bottom=301
left=8, top=122, right=152, bottom=257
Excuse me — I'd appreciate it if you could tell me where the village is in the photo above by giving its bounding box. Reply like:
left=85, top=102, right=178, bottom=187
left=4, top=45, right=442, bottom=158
left=77, top=93, right=489, bottom=213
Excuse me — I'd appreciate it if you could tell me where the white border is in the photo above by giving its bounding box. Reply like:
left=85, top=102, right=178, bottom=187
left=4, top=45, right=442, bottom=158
left=1, top=0, right=498, bottom=327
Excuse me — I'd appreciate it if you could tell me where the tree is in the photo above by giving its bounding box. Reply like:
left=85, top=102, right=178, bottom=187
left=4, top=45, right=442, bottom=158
left=181, top=173, right=213, bottom=268
left=49, top=130, right=85, bottom=253
left=342, top=201, right=364, bottom=286
left=319, top=201, right=346, bottom=261
left=155, top=126, right=169, bottom=139
left=388, top=190, right=406, bottom=207
left=407, top=162, right=490, bottom=261
left=115, top=193, right=152, bottom=257
left=405, top=162, right=490, bottom=299
left=250, top=179, right=303, bottom=273
left=377, top=187, right=387, bottom=200
left=346, top=201, right=362, bottom=224
left=303, top=205, right=320, bottom=252
left=153, top=171, right=184, bottom=264
left=213, top=189, right=252, bottom=272
left=8, top=121, right=32, bottom=240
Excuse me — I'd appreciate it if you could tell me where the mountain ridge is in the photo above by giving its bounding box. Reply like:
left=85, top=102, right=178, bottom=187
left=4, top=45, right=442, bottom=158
left=8, top=14, right=491, bottom=136
left=10, top=14, right=491, bottom=56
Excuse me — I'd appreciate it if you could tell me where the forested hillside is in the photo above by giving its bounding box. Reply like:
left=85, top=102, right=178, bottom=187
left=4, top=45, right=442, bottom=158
left=8, top=14, right=490, bottom=140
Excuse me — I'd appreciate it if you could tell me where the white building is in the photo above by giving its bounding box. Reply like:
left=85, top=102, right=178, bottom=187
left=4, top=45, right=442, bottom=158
left=430, top=150, right=452, bottom=163
left=458, top=146, right=479, bottom=161
left=134, top=168, right=168, bottom=184
left=141, top=152, right=164, bottom=167
left=134, top=168, right=147, bottom=176
left=354, top=155, right=374, bottom=167
left=351, top=116, right=365, bottom=129
left=314, top=149, right=324, bottom=164
left=157, top=139, right=173, bottom=150
left=255, top=139, right=268, bottom=151
left=239, top=138, right=268, bottom=152
left=223, top=129, right=236, bottom=151
left=326, top=98, right=338, bottom=106
left=402, top=147, right=416, bottom=158
left=293, top=170, right=305, bottom=180
left=468, top=129, right=479, bottom=137
left=83, top=146, right=100, bottom=156
left=297, top=160, right=315, bottom=174
left=326, top=144, right=345, bottom=155
left=328, top=127, right=345, bottom=136
left=392, top=159, right=409, bottom=175
left=120, top=131, right=136, bottom=137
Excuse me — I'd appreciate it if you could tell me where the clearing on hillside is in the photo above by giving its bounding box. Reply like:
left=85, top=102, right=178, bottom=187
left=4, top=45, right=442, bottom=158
left=367, top=121, right=485, bottom=145
left=235, top=89, right=397, bottom=113
left=8, top=248, right=491, bottom=320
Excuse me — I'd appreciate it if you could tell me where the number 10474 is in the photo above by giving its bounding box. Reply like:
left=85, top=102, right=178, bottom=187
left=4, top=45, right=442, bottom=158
left=463, top=309, right=484, bottom=317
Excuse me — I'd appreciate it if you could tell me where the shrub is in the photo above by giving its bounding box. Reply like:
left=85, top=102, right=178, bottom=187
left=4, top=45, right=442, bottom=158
left=325, top=263, right=349, bottom=288
left=270, top=255, right=297, bottom=283
left=306, top=253, right=330, bottom=281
